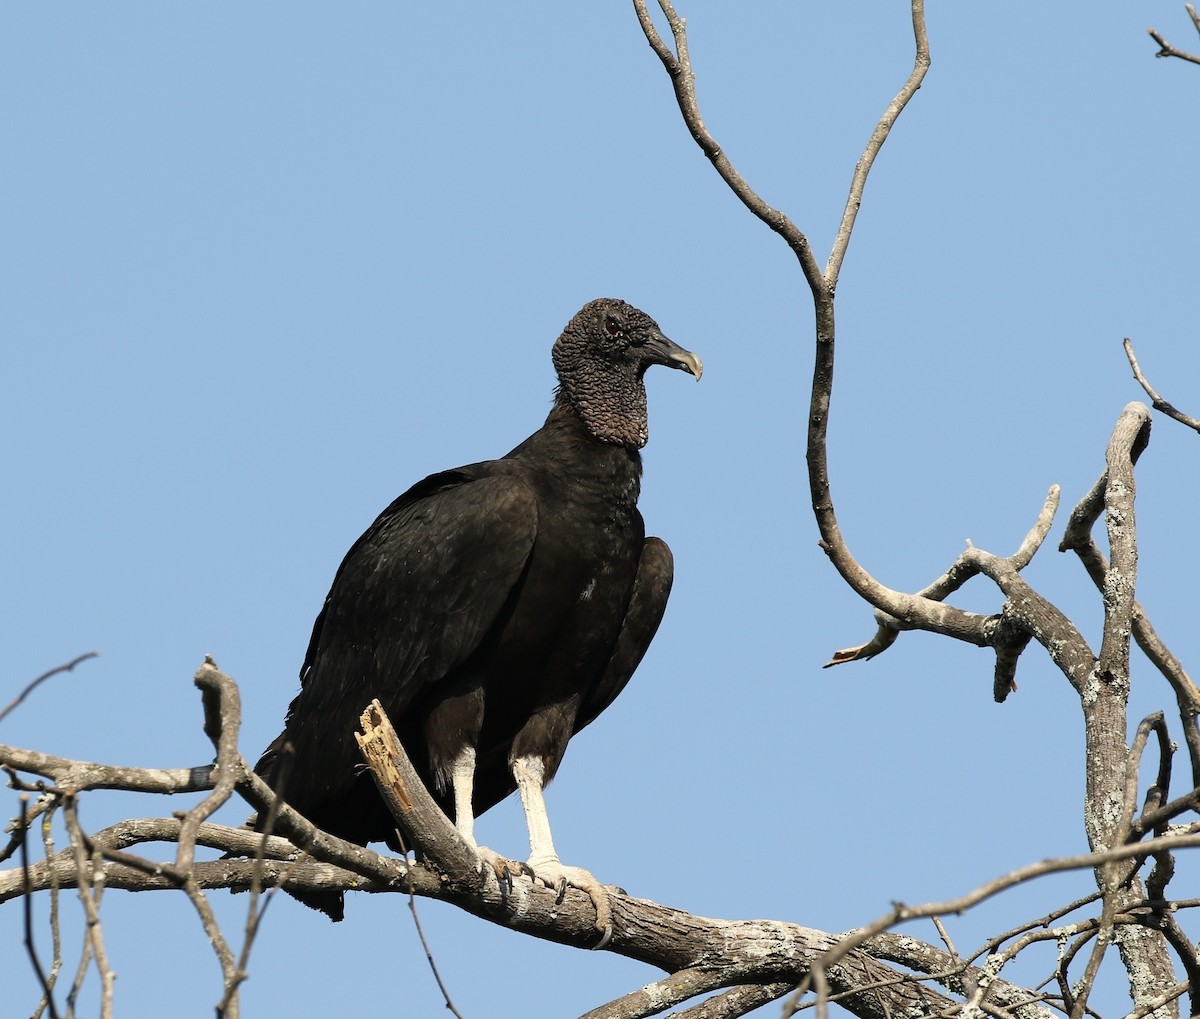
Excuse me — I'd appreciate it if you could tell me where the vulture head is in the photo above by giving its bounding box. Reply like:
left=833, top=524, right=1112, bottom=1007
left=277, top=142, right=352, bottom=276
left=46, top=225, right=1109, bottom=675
left=552, top=298, right=702, bottom=448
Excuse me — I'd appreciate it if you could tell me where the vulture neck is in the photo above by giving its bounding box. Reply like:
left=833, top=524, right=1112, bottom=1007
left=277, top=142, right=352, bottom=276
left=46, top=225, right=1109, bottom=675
left=551, top=381, right=649, bottom=449
left=513, top=398, right=645, bottom=502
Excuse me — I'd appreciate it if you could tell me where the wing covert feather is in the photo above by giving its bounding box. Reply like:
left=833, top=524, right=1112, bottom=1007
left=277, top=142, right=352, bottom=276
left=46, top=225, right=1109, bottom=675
left=297, top=467, right=539, bottom=715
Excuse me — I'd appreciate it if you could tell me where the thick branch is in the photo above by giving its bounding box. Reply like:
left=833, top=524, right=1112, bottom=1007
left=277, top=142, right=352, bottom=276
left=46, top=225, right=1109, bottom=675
left=1059, top=419, right=1200, bottom=788
left=1074, top=402, right=1178, bottom=1017
left=961, top=546, right=1095, bottom=694
left=352, top=699, right=953, bottom=1017
left=0, top=745, right=216, bottom=796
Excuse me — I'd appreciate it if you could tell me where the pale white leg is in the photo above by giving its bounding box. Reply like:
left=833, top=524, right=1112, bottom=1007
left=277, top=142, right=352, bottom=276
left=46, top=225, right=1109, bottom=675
left=512, top=755, right=557, bottom=867
left=512, top=754, right=612, bottom=943
left=450, top=746, right=478, bottom=847
left=450, top=747, right=517, bottom=886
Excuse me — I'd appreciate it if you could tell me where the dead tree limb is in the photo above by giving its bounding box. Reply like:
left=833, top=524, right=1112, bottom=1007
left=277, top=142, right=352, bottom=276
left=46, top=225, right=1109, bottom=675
left=0, top=653, right=98, bottom=726
left=1124, top=338, right=1200, bottom=434
left=1149, top=5, right=1200, bottom=65
left=632, top=2, right=1195, bottom=1016
left=10, top=662, right=1200, bottom=1016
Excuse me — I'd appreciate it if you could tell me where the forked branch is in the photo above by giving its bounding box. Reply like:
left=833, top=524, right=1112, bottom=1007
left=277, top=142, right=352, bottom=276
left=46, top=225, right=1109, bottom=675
left=1149, top=5, right=1200, bottom=65
left=632, top=4, right=1196, bottom=1015
left=631, top=0, right=823, bottom=293
left=633, top=0, right=1003, bottom=658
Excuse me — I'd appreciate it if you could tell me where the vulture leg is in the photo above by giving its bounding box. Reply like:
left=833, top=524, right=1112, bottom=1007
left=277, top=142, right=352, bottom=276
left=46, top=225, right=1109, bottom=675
left=449, top=746, right=479, bottom=845
left=450, top=746, right=529, bottom=890
left=512, top=754, right=613, bottom=945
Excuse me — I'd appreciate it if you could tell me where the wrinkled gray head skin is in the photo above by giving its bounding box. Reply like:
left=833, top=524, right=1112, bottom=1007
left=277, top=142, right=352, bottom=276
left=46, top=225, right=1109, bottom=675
left=552, top=298, right=702, bottom=448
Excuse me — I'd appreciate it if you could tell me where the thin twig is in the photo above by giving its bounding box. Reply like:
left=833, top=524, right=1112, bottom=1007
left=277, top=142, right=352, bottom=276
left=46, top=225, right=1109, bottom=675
left=631, top=0, right=824, bottom=290
left=825, top=0, right=930, bottom=287
left=394, top=828, right=466, bottom=1019
left=1, top=743, right=217, bottom=795
left=1067, top=901, right=1113, bottom=1019
left=805, top=828, right=1200, bottom=1003
left=62, top=797, right=115, bottom=1019
left=1119, top=713, right=1170, bottom=849
left=20, top=796, right=61, bottom=1019
left=2, top=791, right=54, bottom=864
left=0, top=652, right=99, bottom=725
left=178, top=659, right=243, bottom=874
left=65, top=903, right=95, bottom=1017
left=33, top=798, right=64, bottom=1019
left=1124, top=337, right=1200, bottom=433
left=155, top=661, right=244, bottom=1016
left=930, top=916, right=958, bottom=960
left=1150, top=911, right=1200, bottom=1017
left=1148, top=8, right=1200, bottom=67
left=217, top=743, right=297, bottom=1018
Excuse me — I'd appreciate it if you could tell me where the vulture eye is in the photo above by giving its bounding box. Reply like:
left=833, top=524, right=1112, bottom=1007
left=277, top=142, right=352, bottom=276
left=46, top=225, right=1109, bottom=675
left=604, top=315, right=622, bottom=337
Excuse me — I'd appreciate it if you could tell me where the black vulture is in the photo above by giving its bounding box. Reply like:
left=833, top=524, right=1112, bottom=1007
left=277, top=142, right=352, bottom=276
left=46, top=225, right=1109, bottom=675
left=256, top=298, right=701, bottom=933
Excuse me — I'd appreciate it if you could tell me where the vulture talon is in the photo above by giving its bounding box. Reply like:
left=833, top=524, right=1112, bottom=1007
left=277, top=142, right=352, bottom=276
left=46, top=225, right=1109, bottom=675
left=469, top=844, right=512, bottom=893
left=524, top=854, right=613, bottom=937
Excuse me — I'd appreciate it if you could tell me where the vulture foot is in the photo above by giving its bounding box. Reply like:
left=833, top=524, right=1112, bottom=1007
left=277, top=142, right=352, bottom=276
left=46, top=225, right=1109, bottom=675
left=526, top=855, right=613, bottom=947
left=473, top=845, right=529, bottom=892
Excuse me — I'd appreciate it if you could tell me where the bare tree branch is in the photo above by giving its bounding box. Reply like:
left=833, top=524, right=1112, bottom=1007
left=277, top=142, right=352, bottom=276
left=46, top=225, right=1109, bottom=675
left=825, top=0, right=930, bottom=288
left=676, top=984, right=793, bottom=1019
left=1059, top=435, right=1200, bottom=790
left=391, top=828, right=467, bottom=1019
left=11, top=661, right=1200, bottom=1016
left=35, top=798, right=64, bottom=1019
left=61, top=797, right=115, bottom=1019
left=1149, top=5, right=1200, bottom=65
left=826, top=484, right=1061, bottom=673
left=354, top=697, right=955, bottom=1016
left=627, top=27, right=1193, bottom=1009
left=19, top=796, right=60, bottom=1019
left=2, top=669, right=961, bottom=1016
left=1069, top=403, right=1178, bottom=1017
left=630, top=0, right=824, bottom=292
left=1124, top=338, right=1200, bottom=433
left=0, top=653, right=99, bottom=725
left=632, top=0, right=1006, bottom=663
left=0, top=744, right=216, bottom=795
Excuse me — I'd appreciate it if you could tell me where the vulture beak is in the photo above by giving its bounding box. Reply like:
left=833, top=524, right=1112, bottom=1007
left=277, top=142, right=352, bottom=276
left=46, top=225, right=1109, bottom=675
left=644, top=331, right=704, bottom=380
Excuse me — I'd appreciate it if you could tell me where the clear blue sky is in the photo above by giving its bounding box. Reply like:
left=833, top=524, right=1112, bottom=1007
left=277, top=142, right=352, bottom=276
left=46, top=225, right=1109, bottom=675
left=3, top=4, right=1198, bottom=1016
